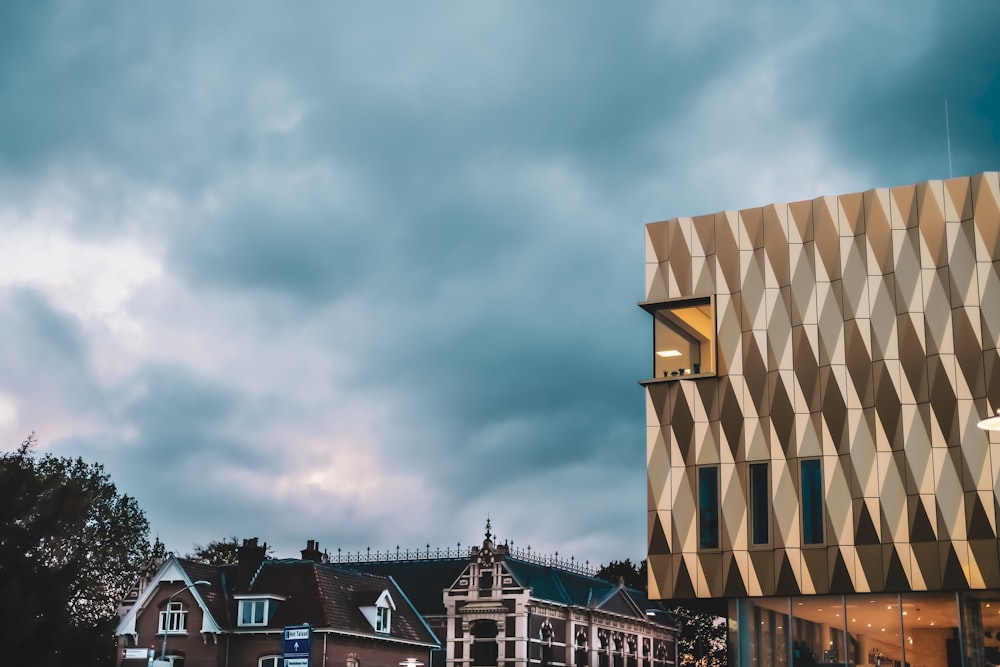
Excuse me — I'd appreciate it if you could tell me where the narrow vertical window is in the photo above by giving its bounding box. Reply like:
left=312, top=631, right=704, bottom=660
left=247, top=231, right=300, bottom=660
left=750, top=462, right=769, bottom=545
left=698, top=466, right=720, bottom=550
left=801, top=459, right=824, bottom=544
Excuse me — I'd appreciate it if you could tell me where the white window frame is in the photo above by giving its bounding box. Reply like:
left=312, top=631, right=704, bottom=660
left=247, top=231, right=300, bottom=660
left=375, top=604, right=391, bottom=633
left=158, top=600, right=187, bottom=634
left=259, top=657, right=282, bottom=667
left=239, top=599, right=270, bottom=627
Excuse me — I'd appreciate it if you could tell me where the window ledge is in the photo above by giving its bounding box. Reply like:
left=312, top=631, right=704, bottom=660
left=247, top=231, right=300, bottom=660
left=639, top=373, right=715, bottom=386
left=157, top=631, right=189, bottom=636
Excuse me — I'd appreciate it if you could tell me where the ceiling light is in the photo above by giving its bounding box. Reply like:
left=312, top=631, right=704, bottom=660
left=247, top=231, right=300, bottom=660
left=656, top=350, right=682, bottom=358
left=978, top=409, right=1000, bottom=431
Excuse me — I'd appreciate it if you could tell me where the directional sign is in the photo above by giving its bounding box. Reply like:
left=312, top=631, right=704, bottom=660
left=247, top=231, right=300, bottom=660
left=283, top=624, right=312, bottom=661
left=285, top=659, right=309, bottom=667
left=123, top=648, right=153, bottom=660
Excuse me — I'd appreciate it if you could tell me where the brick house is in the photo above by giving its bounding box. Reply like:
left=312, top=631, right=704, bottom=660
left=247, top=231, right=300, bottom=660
left=115, top=538, right=439, bottom=667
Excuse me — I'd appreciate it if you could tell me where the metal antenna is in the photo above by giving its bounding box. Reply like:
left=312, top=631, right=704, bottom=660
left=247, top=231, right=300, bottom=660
left=945, top=98, right=954, bottom=178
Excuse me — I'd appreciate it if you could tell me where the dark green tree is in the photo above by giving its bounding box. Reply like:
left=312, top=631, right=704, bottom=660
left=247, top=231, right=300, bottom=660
left=595, top=558, right=727, bottom=666
left=595, top=558, right=648, bottom=589
left=186, top=535, right=273, bottom=565
left=0, top=434, right=152, bottom=666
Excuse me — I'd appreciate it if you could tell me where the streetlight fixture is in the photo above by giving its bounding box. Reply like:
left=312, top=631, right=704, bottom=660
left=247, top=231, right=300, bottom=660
left=160, top=580, right=211, bottom=664
left=978, top=409, right=1000, bottom=432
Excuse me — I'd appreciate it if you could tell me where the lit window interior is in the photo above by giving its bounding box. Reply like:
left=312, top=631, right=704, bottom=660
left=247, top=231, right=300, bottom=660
left=651, top=298, right=715, bottom=379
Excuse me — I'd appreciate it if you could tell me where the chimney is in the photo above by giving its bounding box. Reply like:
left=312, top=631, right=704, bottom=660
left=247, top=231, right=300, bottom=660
left=301, top=539, right=323, bottom=563
left=236, top=537, right=267, bottom=590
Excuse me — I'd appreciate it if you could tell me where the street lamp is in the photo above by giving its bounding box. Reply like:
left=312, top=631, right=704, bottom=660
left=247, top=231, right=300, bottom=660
left=978, top=409, right=1000, bottom=432
left=160, top=580, right=211, bottom=663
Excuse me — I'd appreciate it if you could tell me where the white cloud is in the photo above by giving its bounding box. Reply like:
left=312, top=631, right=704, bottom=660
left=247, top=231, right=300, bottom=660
left=0, top=392, right=18, bottom=436
left=0, top=224, right=162, bottom=347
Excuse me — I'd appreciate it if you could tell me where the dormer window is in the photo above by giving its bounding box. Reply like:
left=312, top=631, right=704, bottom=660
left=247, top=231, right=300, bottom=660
left=235, top=595, right=285, bottom=627
left=376, top=605, right=390, bottom=633
left=361, top=590, right=396, bottom=634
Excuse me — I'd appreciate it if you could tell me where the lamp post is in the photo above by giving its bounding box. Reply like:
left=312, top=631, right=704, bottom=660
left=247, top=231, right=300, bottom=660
left=161, top=580, right=211, bottom=663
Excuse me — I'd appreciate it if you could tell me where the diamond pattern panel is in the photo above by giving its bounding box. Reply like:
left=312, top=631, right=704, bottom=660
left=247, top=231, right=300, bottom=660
left=646, top=173, right=1000, bottom=598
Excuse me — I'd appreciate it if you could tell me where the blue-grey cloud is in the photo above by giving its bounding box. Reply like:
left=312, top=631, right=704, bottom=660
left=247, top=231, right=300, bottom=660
left=2, top=1, right=999, bottom=566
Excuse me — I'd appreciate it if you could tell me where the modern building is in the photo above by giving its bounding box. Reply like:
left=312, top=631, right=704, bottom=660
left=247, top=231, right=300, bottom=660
left=115, top=538, right=440, bottom=667
left=641, top=173, right=1000, bottom=665
left=344, top=524, right=678, bottom=667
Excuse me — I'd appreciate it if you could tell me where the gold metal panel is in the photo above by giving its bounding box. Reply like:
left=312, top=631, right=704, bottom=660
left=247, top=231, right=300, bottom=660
left=977, top=262, right=1000, bottom=347
left=787, top=199, right=814, bottom=244
left=644, top=173, right=1000, bottom=599
left=944, top=174, right=974, bottom=222
left=933, top=447, right=965, bottom=541
left=715, top=211, right=741, bottom=293
left=813, top=195, right=841, bottom=282
left=789, top=242, right=818, bottom=325
left=921, top=267, right=954, bottom=355
left=763, top=203, right=790, bottom=288
left=841, top=235, right=870, bottom=318
left=825, top=455, right=853, bottom=545
left=890, top=183, right=918, bottom=230
left=869, top=274, right=897, bottom=360
left=692, top=213, right=716, bottom=257
left=876, top=450, right=907, bottom=543
left=916, top=180, right=948, bottom=267
left=738, top=207, right=764, bottom=251
left=646, top=220, right=670, bottom=264
left=646, top=262, right=669, bottom=302
left=892, top=227, right=922, bottom=314
left=947, top=220, right=978, bottom=306
left=971, top=172, right=1000, bottom=259
left=739, top=249, right=766, bottom=331
left=839, top=191, right=866, bottom=236
left=865, top=188, right=894, bottom=275
left=765, top=287, right=793, bottom=370
left=817, top=280, right=846, bottom=367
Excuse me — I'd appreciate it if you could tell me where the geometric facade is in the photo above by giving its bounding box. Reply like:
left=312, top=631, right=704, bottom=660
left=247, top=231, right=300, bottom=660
left=642, top=173, right=1000, bottom=665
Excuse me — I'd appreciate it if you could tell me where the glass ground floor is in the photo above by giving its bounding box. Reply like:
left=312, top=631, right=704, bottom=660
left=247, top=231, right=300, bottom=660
left=729, top=591, right=1000, bottom=667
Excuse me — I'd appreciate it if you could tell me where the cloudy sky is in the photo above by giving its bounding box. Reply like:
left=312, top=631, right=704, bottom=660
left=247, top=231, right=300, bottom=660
left=1, top=1, right=998, bottom=567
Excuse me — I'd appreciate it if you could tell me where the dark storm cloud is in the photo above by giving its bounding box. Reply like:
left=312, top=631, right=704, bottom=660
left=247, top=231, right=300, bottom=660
left=3, top=1, right=999, bottom=563
left=776, top=1, right=1000, bottom=186
left=0, top=287, right=99, bottom=411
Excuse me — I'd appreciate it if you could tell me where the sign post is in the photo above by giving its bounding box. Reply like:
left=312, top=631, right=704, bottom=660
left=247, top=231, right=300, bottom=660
left=283, top=624, right=312, bottom=667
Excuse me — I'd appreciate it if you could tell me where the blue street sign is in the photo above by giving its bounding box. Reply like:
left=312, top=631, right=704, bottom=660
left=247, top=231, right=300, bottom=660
left=283, top=624, right=312, bottom=660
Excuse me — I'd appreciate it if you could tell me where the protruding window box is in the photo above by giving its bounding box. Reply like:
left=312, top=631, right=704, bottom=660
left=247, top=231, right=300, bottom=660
left=639, top=295, right=716, bottom=385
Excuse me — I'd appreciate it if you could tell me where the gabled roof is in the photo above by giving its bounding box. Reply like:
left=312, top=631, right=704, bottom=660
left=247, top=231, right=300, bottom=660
left=116, top=556, right=223, bottom=639
left=504, top=559, right=653, bottom=618
left=116, top=556, right=438, bottom=647
left=346, top=558, right=468, bottom=616
left=348, top=556, right=662, bottom=624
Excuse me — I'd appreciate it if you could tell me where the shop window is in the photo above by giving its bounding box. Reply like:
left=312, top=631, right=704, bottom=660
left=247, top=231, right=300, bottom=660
left=698, top=466, right=720, bottom=550
left=643, top=297, right=716, bottom=380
